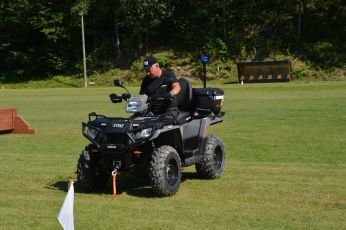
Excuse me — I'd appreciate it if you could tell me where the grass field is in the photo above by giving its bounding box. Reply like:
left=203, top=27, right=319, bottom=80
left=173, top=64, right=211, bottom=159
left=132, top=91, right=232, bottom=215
left=0, top=82, right=346, bottom=229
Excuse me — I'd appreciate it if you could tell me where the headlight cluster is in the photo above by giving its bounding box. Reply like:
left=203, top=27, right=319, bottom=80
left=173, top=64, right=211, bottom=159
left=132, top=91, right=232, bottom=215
left=126, top=101, right=142, bottom=113
left=126, top=95, right=148, bottom=113
left=85, top=126, right=99, bottom=140
left=135, top=127, right=153, bottom=139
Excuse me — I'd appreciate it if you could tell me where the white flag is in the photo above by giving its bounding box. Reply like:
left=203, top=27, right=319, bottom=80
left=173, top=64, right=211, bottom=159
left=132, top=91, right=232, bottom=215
left=57, top=182, right=75, bottom=230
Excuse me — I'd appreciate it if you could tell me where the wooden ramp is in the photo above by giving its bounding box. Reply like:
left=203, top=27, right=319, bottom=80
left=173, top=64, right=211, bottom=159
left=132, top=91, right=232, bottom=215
left=0, top=108, right=35, bottom=134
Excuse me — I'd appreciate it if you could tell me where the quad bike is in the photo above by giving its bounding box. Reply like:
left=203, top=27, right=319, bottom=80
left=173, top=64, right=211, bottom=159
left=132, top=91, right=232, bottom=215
left=77, top=78, right=226, bottom=196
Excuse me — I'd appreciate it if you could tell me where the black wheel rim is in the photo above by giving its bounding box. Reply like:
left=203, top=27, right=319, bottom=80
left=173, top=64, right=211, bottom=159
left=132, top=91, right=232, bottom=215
left=166, top=158, right=178, bottom=186
left=214, top=146, right=223, bottom=170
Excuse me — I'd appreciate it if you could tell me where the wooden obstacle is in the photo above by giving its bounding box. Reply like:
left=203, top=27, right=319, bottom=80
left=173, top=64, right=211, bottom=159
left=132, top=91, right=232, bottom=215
left=0, top=108, right=35, bottom=134
left=237, top=60, right=292, bottom=83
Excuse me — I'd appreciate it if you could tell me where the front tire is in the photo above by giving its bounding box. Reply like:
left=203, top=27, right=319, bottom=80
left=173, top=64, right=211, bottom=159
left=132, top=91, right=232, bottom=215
left=196, top=135, right=226, bottom=179
left=148, top=145, right=182, bottom=196
left=77, top=146, right=109, bottom=192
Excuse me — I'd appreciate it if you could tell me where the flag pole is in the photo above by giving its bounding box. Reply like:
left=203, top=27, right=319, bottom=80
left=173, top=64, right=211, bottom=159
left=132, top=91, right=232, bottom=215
left=80, top=11, right=87, bottom=88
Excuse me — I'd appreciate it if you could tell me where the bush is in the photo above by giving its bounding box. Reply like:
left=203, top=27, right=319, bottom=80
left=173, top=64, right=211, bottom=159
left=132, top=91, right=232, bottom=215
left=202, top=38, right=229, bottom=61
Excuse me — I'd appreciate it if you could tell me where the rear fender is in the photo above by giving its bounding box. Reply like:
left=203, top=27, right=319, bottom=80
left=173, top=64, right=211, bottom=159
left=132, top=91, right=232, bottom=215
left=198, top=117, right=211, bottom=154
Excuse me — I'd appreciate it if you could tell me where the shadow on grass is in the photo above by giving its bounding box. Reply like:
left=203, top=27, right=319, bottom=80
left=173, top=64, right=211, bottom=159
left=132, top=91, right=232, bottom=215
left=48, top=171, right=203, bottom=198
left=182, top=171, right=200, bottom=181
left=48, top=173, right=155, bottom=198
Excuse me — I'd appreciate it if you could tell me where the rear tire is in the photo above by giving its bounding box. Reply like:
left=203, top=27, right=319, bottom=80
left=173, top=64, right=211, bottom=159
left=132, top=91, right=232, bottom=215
left=196, top=135, right=226, bottom=179
left=148, top=145, right=182, bottom=196
left=77, top=146, right=109, bottom=192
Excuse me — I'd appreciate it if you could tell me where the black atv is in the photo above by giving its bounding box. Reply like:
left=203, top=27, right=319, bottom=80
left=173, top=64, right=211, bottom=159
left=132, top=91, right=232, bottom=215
left=77, top=78, right=226, bottom=196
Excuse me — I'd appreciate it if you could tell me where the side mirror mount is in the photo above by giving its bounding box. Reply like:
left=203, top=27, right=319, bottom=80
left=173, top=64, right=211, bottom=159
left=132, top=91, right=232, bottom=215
left=122, top=93, right=131, bottom=101
left=113, top=79, right=131, bottom=96
left=114, top=79, right=123, bottom=87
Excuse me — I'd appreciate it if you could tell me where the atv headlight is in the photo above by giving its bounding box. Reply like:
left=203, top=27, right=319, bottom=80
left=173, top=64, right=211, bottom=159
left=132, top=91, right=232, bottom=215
left=126, top=101, right=142, bottom=113
left=85, top=126, right=99, bottom=140
left=126, top=95, right=148, bottom=113
left=135, top=127, right=153, bottom=139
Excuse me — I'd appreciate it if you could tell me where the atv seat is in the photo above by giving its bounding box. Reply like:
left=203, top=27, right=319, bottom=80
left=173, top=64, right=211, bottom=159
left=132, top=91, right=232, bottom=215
left=175, top=78, right=193, bottom=125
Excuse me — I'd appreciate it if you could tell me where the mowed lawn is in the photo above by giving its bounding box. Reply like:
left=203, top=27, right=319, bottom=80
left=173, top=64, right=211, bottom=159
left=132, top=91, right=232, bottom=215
left=0, top=82, right=345, bottom=229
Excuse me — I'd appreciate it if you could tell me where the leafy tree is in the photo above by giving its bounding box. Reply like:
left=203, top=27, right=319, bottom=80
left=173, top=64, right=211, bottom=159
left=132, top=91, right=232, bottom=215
left=1, top=0, right=345, bottom=82
left=0, top=0, right=77, bottom=81
left=118, top=0, right=173, bottom=55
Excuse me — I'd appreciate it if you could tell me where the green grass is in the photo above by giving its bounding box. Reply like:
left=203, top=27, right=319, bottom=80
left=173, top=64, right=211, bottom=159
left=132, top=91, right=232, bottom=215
left=0, top=82, right=345, bottom=229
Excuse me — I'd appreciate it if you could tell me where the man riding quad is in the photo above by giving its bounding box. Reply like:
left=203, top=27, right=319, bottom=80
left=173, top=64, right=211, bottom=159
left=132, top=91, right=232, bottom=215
left=77, top=56, right=226, bottom=196
left=140, top=55, right=181, bottom=121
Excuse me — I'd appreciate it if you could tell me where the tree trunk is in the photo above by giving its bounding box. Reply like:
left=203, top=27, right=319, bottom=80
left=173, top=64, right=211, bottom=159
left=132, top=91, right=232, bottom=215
left=112, top=17, right=125, bottom=67
left=145, top=29, right=148, bottom=53
left=137, top=32, right=142, bottom=55
left=297, top=0, right=306, bottom=44
left=223, top=3, right=226, bottom=41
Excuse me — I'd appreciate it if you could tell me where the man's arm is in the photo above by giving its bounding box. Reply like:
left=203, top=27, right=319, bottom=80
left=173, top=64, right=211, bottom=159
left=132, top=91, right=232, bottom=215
left=139, top=78, right=146, bottom=95
left=165, top=70, right=181, bottom=97
left=170, top=82, right=181, bottom=97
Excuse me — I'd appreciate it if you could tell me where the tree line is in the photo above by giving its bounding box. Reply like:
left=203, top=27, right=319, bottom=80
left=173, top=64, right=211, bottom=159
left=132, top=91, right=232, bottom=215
left=1, top=0, right=345, bottom=82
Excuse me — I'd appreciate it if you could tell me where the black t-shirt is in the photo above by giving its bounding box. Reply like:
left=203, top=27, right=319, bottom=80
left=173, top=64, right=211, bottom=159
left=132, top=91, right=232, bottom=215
left=140, top=69, right=178, bottom=109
